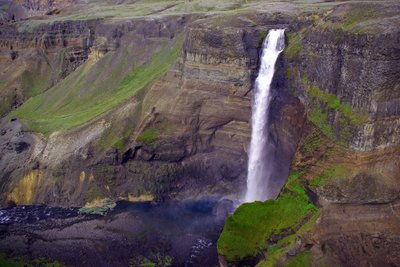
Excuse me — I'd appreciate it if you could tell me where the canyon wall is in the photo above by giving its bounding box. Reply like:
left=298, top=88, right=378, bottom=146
left=218, top=3, right=400, bottom=266
left=0, top=12, right=304, bottom=207
left=0, top=1, right=399, bottom=266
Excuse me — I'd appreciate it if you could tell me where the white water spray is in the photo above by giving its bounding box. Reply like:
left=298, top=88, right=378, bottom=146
left=245, top=29, right=285, bottom=203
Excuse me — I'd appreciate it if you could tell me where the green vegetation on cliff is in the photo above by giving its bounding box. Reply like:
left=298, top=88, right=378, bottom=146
left=0, top=79, right=11, bottom=116
left=10, top=37, right=184, bottom=135
left=308, top=105, right=334, bottom=139
left=129, top=253, right=173, bottom=267
left=285, top=33, right=301, bottom=59
left=302, top=77, right=366, bottom=142
left=0, top=97, right=12, bottom=117
left=308, top=164, right=348, bottom=190
left=308, top=3, right=396, bottom=33
left=20, top=69, right=52, bottom=99
left=137, top=127, right=159, bottom=145
left=300, top=128, right=325, bottom=155
left=0, top=254, right=64, bottom=267
left=217, top=172, right=319, bottom=264
left=308, top=85, right=364, bottom=127
left=284, top=251, right=312, bottom=267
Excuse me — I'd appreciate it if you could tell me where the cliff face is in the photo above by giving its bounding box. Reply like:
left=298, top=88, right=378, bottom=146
left=0, top=12, right=303, bottom=206
left=7, top=0, right=76, bottom=21
left=300, top=28, right=400, bottom=151
left=0, top=15, right=190, bottom=206
left=288, top=9, right=400, bottom=265
left=217, top=3, right=400, bottom=266
left=0, top=1, right=399, bottom=266
left=142, top=14, right=300, bottom=200
left=0, top=19, right=94, bottom=115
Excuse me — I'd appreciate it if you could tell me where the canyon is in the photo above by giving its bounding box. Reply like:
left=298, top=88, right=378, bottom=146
left=0, top=0, right=399, bottom=266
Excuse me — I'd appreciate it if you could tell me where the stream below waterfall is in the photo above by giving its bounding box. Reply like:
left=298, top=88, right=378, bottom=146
left=0, top=199, right=234, bottom=267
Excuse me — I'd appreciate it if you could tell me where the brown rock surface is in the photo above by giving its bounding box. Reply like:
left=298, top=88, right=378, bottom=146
left=0, top=2, right=399, bottom=266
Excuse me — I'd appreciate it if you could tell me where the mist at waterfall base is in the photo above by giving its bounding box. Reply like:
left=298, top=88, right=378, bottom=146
left=245, top=29, right=286, bottom=203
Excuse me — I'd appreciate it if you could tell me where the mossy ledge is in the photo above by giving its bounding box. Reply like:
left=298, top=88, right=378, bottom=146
left=217, top=172, right=320, bottom=266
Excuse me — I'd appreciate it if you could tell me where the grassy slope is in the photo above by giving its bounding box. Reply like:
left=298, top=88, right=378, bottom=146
left=10, top=36, right=184, bottom=135
left=14, top=0, right=342, bottom=27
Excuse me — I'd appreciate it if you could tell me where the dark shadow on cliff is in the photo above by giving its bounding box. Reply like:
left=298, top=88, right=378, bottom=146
left=264, top=52, right=306, bottom=199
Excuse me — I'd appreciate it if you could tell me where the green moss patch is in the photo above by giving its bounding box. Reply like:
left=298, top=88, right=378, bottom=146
left=257, top=31, right=268, bottom=47
left=285, top=33, right=301, bottom=59
left=300, top=128, right=325, bottom=156
left=136, top=118, right=176, bottom=147
left=308, top=164, right=348, bottom=190
left=258, top=32, right=267, bottom=41
left=308, top=105, right=334, bottom=139
left=0, top=79, right=12, bottom=116
left=0, top=253, right=64, bottom=267
left=137, top=128, right=159, bottom=145
left=342, top=7, right=376, bottom=29
left=217, top=172, right=319, bottom=263
left=79, top=199, right=117, bottom=216
left=129, top=253, right=173, bottom=267
left=304, top=79, right=366, bottom=142
left=284, top=251, right=312, bottom=267
left=112, top=137, right=129, bottom=150
left=308, top=86, right=340, bottom=110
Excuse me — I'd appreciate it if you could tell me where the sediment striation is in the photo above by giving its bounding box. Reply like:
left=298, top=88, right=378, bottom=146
left=0, top=0, right=399, bottom=266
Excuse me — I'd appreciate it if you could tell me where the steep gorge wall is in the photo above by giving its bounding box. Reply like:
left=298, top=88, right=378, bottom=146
left=217, top=5, right=400, bottom=266
left=0, top=13, right=305, bottom=207
left=0, top=5, right=399, bottom=266
left=291, top=23, right=400, bottom=264
left=102, top=14, right=303, bottom=201
left=0, top=15, right=189, bottom=206
left=299, top=27, right=400, bottom=151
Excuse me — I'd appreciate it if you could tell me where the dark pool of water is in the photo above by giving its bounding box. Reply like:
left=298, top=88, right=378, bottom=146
left=0, top=199, right=234, bottom=267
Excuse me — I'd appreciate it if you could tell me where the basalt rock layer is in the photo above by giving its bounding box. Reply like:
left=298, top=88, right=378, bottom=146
left=217, top=2, right=400, bottom=267
left=0, top=7, right=305, bottom=208
left=0, top=1, right=399, bottom=266
left=0, top=19, right=95, bottom=115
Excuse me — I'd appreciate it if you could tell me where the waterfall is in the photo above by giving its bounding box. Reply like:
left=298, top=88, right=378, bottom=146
left=245, top=29, right=285, bottom=203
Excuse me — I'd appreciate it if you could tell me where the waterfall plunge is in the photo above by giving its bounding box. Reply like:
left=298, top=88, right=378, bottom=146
left=245, top=29, right=285, bottom=203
